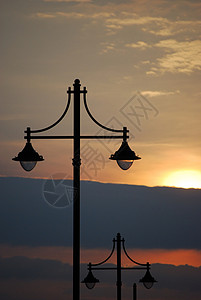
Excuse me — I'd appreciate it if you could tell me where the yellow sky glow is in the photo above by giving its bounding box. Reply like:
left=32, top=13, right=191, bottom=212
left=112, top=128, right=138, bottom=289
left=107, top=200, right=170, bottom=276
left=163, top=170, right=201, bottom=189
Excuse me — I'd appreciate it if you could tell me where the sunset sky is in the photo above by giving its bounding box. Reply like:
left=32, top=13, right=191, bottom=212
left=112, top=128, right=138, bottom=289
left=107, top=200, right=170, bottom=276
left=1, top=0, right=201, bottom=299
left=1, top=0, right=201, bottom=187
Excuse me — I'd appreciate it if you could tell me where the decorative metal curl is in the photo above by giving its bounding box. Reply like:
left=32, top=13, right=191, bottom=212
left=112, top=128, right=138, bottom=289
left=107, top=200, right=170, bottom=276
left=25, top=87, right=72, bottom=134
left=83, top=89, right=127, bottom=134
left=89, top=239, right=116, bottom=267
left=122, top=239, right=147, bottom=267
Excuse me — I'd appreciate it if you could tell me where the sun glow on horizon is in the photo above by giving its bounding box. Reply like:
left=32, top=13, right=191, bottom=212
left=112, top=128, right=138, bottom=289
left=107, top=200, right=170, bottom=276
left=163, top=170, right=201, bottom=189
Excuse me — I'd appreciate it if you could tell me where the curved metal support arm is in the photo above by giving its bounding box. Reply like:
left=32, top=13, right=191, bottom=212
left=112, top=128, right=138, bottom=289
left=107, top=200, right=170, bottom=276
left=83, top=89, right=128, bottom=134
left=25, top=87, right=72, bottom=134
left=122, top=239, right=147, bottom=267
left=90, top=239, right=116, bottom=267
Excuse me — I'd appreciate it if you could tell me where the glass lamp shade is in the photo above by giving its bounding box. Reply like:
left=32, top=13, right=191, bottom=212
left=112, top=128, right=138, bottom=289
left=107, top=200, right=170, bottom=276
left=81, top=270, right=99, bottom=290
left=86, top=281, right=96, bottom=290
left=20, top=161, right=37, bottom=172
left=12, top=142, right=44, bottom=172
left=117, top=160, right=133, bottom=170
left=143, top=281, right=154, bottom=289
left=139, top=268, right=157, bottom=289
left=110, top=141, right=141, bottom=170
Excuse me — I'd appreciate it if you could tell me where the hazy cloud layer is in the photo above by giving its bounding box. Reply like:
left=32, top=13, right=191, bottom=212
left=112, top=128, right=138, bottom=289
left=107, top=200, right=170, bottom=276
left=0, top=256, right=200, bottom=300
left=0, top=256, right=72, bottom=280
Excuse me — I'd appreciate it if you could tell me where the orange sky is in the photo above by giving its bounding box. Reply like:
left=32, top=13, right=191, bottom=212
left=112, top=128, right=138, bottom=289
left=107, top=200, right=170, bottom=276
left=0, top=245, right=200, bottom=267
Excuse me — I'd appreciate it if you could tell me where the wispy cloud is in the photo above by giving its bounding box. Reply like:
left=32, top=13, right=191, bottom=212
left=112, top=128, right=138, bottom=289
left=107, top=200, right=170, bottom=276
left=32, top=11, right=115, bottom=19
left=43, top=0, right=92, bottom=2
left=154, top=39, right=201, bottom=74
left=105, top=12, right=201, bottom=37
left=26, top=6, right=201, bottom=76
left=106, top=14, right=167, bottom=29
left=33, top=12, right=88, bottom=19
left=141, top=90, right=180, bottom=97
left=144, top=19, right=201, bottom=36
left=125, top=38, right=201, bottom=75
left=32, top=6, right=201, bottom=39
left=99, top=42, right=116, bottom=54
left=33, top=12, right=57, bottom=18
left=126, top=41, right=151, bottom=49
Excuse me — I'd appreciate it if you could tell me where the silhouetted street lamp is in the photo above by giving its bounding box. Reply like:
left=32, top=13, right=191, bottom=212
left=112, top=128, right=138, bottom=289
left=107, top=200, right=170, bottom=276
left=110, top=140, right=141, bottom=170
left=82, top=233, right=157, bottom=300
left=12, top=79, right=141, bottom=300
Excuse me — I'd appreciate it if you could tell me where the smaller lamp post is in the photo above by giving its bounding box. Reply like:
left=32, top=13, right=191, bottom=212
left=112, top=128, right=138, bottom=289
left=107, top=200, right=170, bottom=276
left=82, top=233, right=157, bottom=300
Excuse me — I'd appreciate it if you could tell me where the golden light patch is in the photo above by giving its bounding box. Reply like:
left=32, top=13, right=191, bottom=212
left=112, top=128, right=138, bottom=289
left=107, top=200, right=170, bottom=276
left=163, top=170, right=201, bottom=189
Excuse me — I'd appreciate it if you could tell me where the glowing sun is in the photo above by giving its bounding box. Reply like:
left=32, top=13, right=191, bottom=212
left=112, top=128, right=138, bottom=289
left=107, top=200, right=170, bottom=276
left=163, top=170, right=201, bottom=189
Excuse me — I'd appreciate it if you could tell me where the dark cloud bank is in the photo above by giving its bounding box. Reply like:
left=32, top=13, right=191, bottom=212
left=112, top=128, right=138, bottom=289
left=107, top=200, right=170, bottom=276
left=0, top=177, right=200, bottom=249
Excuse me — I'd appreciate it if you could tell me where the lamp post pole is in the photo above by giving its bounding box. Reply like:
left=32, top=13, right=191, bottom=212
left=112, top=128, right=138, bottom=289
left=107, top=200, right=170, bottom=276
left=117, top=232, right=122, bottom=300
left=73, top=79, right=81, bottom=300
left=133, top=283, right=137, bottom=300
left=13, top=79, right=142, bottom=300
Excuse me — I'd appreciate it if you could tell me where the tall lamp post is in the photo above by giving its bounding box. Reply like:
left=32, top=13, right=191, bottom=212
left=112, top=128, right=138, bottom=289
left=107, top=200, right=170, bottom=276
left=12, top=79, right=141, bottom=300
left=82, top=233, right=157, bottom=300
